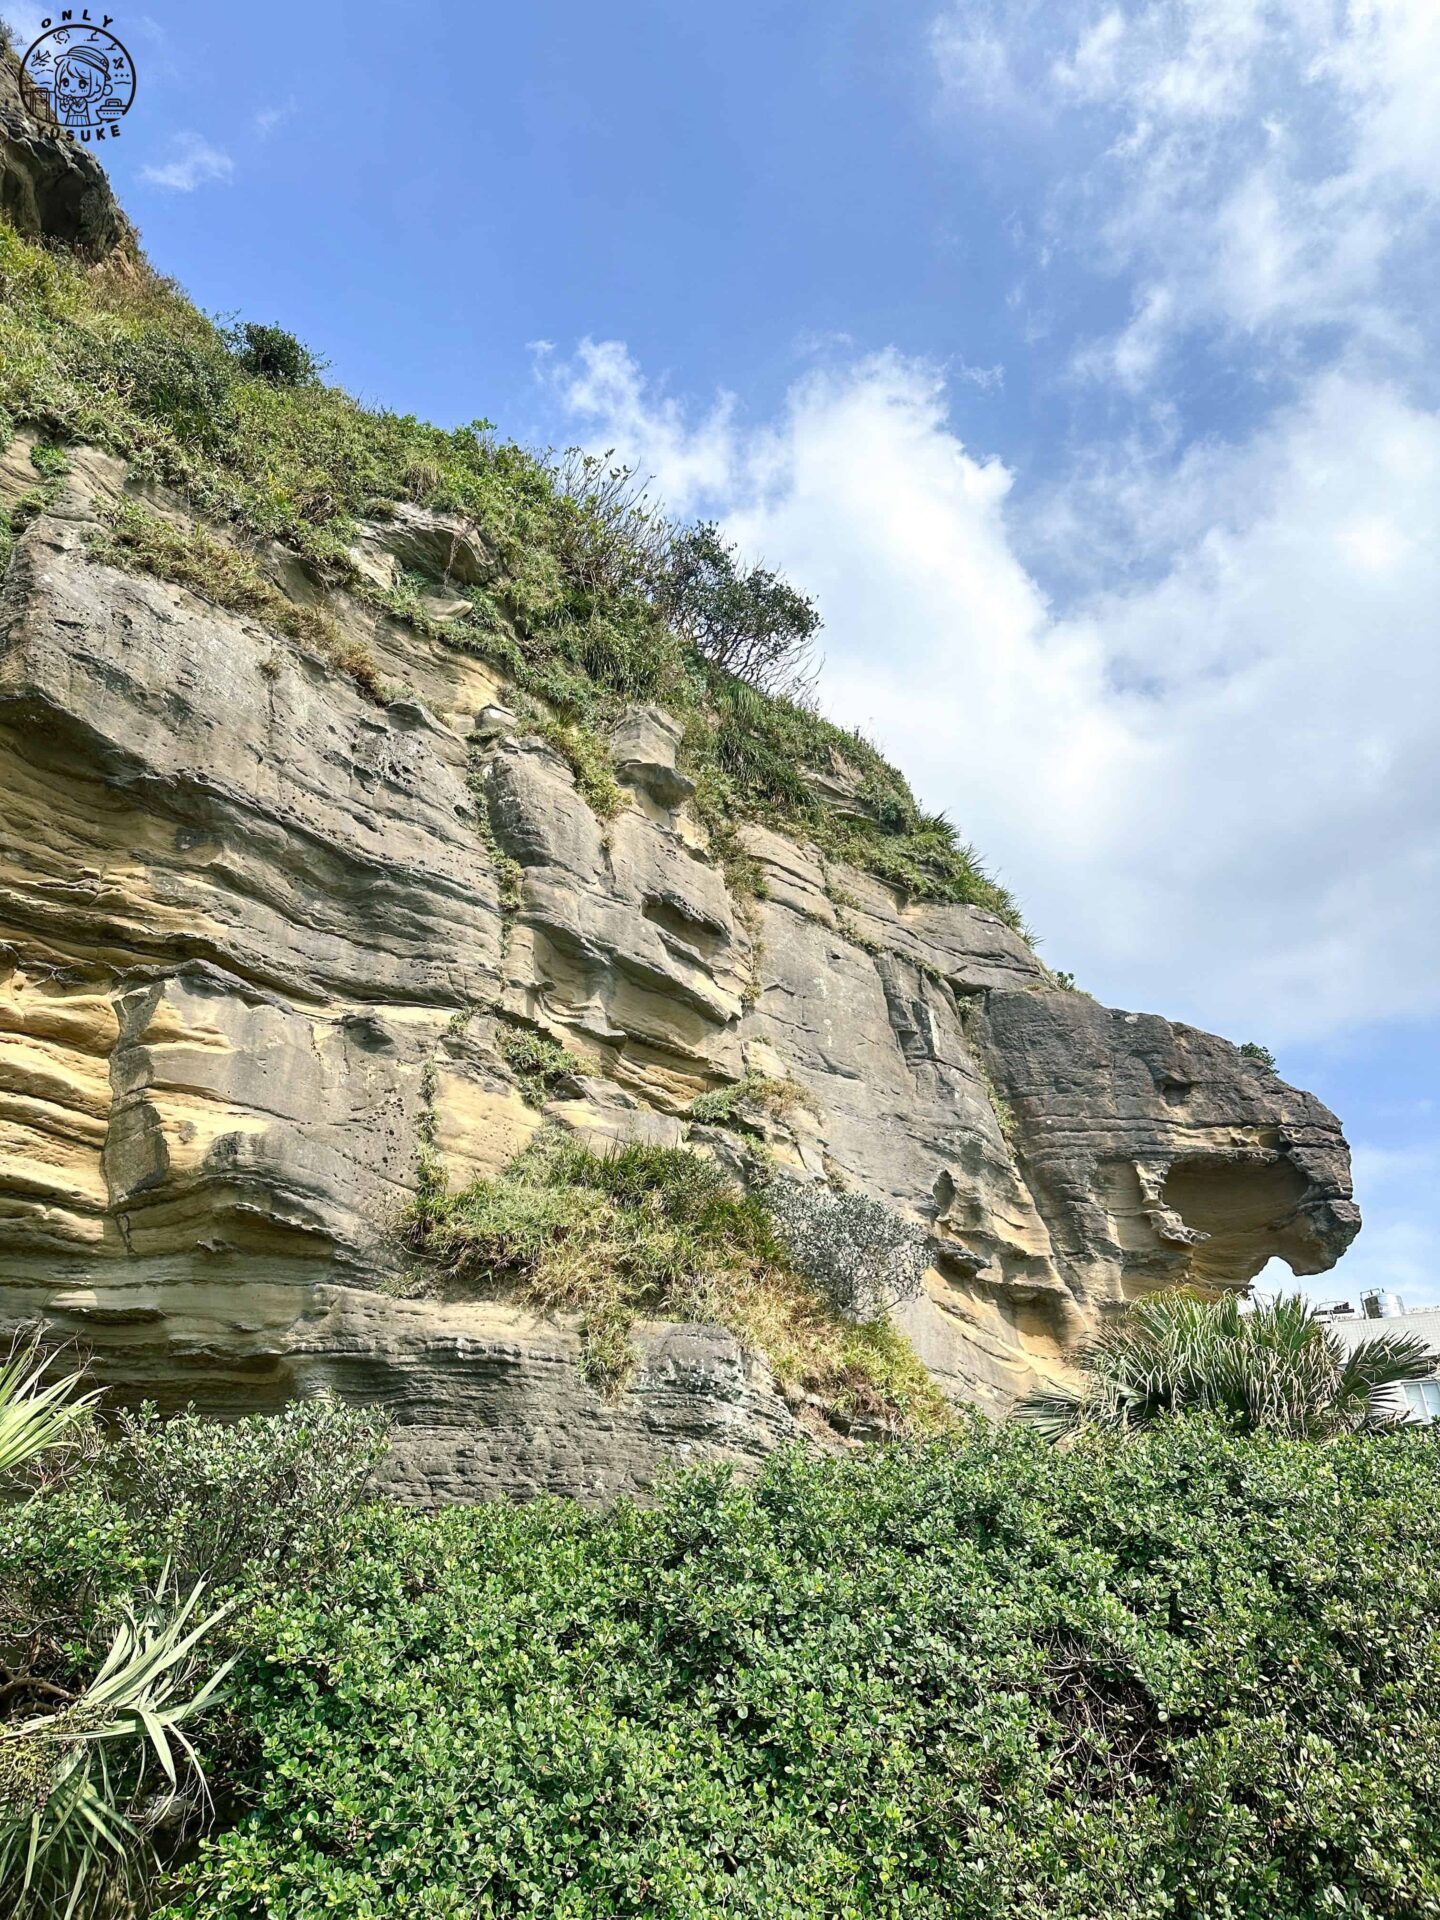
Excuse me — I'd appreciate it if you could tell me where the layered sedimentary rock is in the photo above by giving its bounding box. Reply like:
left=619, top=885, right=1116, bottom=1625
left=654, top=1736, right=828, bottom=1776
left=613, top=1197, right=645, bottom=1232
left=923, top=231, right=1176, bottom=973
left=0, top=67, right=1359, bottom=1498
left=0, top=446, right=1359, bottom=1498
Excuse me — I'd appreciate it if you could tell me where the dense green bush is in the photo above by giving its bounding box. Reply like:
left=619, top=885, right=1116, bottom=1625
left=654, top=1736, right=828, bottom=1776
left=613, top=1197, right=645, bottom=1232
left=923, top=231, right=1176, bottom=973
left=159, top=1420, right=1440, bottom=1919
left=225, top=322, right=323, bottom=389
left=0, top=1389, right=388, bottom=1917
left=9, top=1357, right=1440, bottom=1919
left=1, top=1392, right=389, bottom=1683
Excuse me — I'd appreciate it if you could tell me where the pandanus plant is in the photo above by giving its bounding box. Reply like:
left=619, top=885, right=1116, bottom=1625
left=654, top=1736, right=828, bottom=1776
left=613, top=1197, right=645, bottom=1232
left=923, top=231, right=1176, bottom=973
left=0, top=1340, right=233, bottom=1920
left=1019, top=1290, right=1435, bottom=1441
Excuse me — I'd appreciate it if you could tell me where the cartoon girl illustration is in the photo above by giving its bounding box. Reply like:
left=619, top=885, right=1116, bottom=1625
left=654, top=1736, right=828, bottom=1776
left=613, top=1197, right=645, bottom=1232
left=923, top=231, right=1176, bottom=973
left=50, top=42, right=113, bottom=129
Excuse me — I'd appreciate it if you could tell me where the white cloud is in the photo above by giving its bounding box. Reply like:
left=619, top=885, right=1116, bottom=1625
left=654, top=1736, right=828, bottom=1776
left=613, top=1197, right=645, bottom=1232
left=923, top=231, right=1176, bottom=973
left=252, top=98, right=296, bottom=140
left=551, top=341, right=1440, bottom=1048
left=140, top=132, right=233, bottom=193
left=539, top=339, right=741, bottom=515
left=931, top=0, right=1440, bottom=384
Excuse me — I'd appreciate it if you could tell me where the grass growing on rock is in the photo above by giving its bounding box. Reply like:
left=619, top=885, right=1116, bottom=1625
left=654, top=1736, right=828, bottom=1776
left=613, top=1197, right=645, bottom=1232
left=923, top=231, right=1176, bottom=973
left=493, top=1019, right=588, bottom=1106
left=406, top=1129, right=948, bottom=1430
left=88, top=499, right=387, bottom=698
left=686, top=1070, right=817, bottom=1130
left=0, top=216, right=1019, bottom=922
left=514, top=699, right=624, bottom=817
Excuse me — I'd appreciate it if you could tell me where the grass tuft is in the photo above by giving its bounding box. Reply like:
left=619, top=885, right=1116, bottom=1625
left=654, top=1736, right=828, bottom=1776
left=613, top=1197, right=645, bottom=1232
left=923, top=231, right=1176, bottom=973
left=494, top=1020, right=587, bottom=1107
left=687, top=1070, right=817, bottom=1131
left=406, top=1130, right=948, bottom=1430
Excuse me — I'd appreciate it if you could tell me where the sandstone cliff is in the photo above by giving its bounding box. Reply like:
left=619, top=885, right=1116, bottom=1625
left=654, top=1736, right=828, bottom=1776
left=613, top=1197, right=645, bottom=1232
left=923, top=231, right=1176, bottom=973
left=0, top=81, right=1359, bottom=1501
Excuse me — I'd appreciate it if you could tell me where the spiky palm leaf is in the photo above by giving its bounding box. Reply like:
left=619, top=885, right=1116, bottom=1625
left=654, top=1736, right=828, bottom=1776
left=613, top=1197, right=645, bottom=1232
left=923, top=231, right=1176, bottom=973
left=0, top=1570, right=235, bottom=1919
left=0, top=1340, right=234, bottom=1917
left=1019, top=1290, right=1435, bottom=1441
left=0, top=1337, right=99, bottom=1482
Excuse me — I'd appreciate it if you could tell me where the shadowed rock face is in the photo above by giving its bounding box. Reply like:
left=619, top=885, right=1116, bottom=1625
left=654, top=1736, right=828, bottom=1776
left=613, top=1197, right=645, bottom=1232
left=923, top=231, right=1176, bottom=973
left=0, top=442, right=1361, bottom=1499
left=0, top=50, right=134, bottom=261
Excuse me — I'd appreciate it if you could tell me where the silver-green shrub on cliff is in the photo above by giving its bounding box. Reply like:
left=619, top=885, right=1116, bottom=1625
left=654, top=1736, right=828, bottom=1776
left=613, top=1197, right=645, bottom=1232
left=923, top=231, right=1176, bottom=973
left=764, top=1177, right=927, bottom=1323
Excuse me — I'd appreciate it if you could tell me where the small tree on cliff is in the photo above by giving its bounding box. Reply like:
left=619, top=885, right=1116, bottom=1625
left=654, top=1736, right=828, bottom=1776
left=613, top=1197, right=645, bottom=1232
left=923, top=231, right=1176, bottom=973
left=1019, top=1290, right=1433, bottom=1441
left=660, top=521, right=821, bottom=699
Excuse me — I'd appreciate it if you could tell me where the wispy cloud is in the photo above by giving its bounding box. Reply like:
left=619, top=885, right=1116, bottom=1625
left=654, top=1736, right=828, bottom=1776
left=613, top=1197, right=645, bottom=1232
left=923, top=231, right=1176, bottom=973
left=956, top=358, right=1004, bottom=392
left=140, top=131, right=234, bottom=193
left=253, top=97, right=296, bottom=140
left=931, top=0, right=1440, bottom=388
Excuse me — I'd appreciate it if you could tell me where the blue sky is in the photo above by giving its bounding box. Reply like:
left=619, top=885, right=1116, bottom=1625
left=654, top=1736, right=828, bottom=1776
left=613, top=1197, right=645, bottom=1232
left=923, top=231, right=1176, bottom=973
left=16, top=0, right=1438, bottom=1304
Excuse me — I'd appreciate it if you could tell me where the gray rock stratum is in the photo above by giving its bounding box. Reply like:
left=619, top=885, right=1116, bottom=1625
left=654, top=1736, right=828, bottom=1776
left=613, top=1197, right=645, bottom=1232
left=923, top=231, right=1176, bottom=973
left=0, top=447, right=1360, bottom=1499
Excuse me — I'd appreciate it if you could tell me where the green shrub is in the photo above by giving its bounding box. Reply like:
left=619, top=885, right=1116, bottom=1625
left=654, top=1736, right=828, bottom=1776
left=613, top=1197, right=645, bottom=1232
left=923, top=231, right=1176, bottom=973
left=0, top=1383, right=388, bottom=1917
left=0, top=1397, right=389, bottom=1665
left=162, top=1420, right=1440, bottom=1920
left=225, top=321, right=323, bottom=388
left=1239, top=1039, right=1277, bottom=1070
left=541, top=447, right=671, bottom=603
left=98, top=1399, right=391, bottom=1596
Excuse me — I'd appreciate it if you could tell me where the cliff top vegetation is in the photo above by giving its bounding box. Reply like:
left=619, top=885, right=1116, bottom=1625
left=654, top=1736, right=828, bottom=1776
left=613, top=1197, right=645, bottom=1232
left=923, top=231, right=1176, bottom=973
left=0, top=214, right=1019, bottom=924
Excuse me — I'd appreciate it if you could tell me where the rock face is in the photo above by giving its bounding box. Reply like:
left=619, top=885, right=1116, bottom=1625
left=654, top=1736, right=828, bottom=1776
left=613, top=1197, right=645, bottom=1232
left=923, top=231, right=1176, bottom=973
left=0, top=112, right=1359, bottom=1499
left=0, top=49, right=134, bottom=261
left=0, top=449, right=1360, bottom=1499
